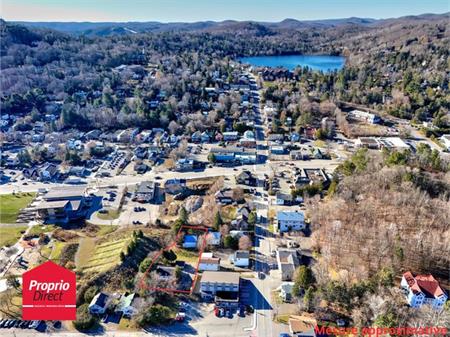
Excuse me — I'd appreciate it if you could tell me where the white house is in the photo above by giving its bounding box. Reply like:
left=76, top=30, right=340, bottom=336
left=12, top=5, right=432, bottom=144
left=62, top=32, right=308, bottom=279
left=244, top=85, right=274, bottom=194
left=277, top=249, right=300, bottom=281
left=278, top=282, right=295, bottom=302
left=440, top=134, right=450, bottom=151
left=89, top=292, right=109, bottom=315
left=275, top=211, right=305, bottom=233
left=206, top=232, right=221, bottom=246
left=115, top=293, right=137, bottom=317
left=199, top=253, right=220, bottom=271
left=401, top=272, right=447, bottom=310
left=223, top=131, right=239, bottom=141
left=232, top=250, right=250, bottom=268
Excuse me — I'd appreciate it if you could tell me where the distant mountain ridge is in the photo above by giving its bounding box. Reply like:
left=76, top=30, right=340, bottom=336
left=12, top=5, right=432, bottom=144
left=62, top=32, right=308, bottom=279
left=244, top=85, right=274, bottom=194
left=11, top=12, right=448, bottom=36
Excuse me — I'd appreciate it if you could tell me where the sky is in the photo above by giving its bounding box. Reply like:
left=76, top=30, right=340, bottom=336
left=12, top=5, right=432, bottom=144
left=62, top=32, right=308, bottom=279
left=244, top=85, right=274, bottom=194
left=1, top=0, right=449, bottom=22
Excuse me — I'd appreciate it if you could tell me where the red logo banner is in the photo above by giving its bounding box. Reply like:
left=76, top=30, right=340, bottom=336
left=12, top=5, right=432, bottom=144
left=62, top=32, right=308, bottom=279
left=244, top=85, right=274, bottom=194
left=22, top=261, right=76, bottom=320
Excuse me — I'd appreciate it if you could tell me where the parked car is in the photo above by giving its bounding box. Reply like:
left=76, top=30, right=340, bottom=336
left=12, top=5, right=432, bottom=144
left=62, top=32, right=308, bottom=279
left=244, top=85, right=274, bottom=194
left=175, top=312, right=186, bottom=322
left=29, top=320, right=41, bottom=329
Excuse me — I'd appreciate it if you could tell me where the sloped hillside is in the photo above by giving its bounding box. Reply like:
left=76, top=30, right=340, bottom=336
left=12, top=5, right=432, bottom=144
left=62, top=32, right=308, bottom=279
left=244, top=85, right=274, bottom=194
left=310, top=155, right=450, bottom=282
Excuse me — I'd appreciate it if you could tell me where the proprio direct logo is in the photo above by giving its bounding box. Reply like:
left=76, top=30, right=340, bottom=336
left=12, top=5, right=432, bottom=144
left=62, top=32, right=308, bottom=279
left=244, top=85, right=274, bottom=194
left=22, top=261, right=76, bottom=320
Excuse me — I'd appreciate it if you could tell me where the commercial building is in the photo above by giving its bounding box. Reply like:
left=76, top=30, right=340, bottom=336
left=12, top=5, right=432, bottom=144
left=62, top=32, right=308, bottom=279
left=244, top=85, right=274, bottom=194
left=35, top=186, right=91, bottom=224
left=200, top=271, right=240, bottom=308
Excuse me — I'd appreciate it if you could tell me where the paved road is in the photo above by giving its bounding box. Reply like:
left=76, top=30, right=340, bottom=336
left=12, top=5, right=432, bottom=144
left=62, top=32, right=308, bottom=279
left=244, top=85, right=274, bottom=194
left=247, top=72, right=288, bottom=337
left=0, top=159, right=339, bottom=196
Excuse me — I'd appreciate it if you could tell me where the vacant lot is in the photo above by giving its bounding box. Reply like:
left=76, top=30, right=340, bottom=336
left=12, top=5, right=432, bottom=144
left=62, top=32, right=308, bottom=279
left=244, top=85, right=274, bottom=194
left=82, top=237, right=130, bottom=273
left=0, top=226, right=27, bottom=247
left=173, top=247, right=200, bottom=263
left=0, top=193, right=35, bottom=223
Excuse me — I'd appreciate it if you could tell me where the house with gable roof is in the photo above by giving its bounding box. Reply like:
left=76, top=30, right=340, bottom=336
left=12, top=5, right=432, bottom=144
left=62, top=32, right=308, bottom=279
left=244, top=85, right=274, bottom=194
left=401, top=272, right=447, bottom=310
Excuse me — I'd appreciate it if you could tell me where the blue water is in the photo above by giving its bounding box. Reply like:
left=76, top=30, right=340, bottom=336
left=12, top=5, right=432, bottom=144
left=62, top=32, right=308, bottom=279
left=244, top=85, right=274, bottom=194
left=239, top=54, right=345, bottom=72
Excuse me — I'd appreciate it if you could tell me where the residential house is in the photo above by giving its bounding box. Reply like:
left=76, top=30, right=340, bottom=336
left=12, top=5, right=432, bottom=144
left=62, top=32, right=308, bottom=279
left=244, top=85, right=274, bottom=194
left=155, top=266, right=175, bottom=281
left=275, top=211, right=305, bottom=233
left=440, top=134, right=450, bottom=151
left=232, top=218, right=250, bottom=230
left=201, top=131, right=211, bottom=143
left=276, top=192, right=293, bottom=206
left=289, top=313, right=318, bottom=337
left=239, top=130, right=256, bottom=148
left=39, top=163, right=58, bottom=181
left=348, top=109, right=381, bottom=124
left=223, top=131, right=239, bottom=141
left=235, top=170, right=256, bottom=186
left=89, top=292, right=109, bottom=315
left=277, top=249, right=300, bottom=281
left=268, top=134, right=284, bottom=144
left=117, top=128, right=139, bottom=143
left=210, top=148, right=235, bottom=164
left=234, top=148, right=257, bottom=164
left=23, top=167, right=39, bottom=180
left=377, top=137, right=410, bottom=151
left=176, top=158, right=194, bottom=172
left=84, top=129, right=102, bottom=140
left=115, top=293, right=137, bottom=318
left=164, top=179, right=187, bottom=195
left=236, top=205, right=251, bottom=220
left=69, top=166, right=90, bottom=177
left=199, top=253, right=221, bottom=271
left=135, top=181, right=155, bottom=203
left=215, top=188, right=235, bottom=205
left=4, top=153, right=19, bottom=167
left=232, top=250, right=250, bottom=268
left=401, top=272, right=447, bottom=310
left=278, top=282, right=295, bottom=302
left=134, top=163, right=149, bottom=174
left=182, top=235, right=198, bottom=249
left=290, top=132, right=301, bottom=142
left=200, top=271, right=240, bottom=307
left=206, top=232, right=221, bottom=246
left=191, top=131, right=202, bottom=143
left=304, top=127, right=317, bottom=140
left=355, top=137, right=380, bottom=149
left=270, top=145, right=287, bottom=155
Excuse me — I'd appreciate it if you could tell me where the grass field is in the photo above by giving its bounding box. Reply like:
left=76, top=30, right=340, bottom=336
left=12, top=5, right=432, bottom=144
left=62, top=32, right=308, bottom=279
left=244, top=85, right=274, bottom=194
left=96, top=209, right=120, bottom=220
left=50, top=241, right=66, bottom=261
left=0, top=226, right=27, bottom=247
left=275, top=314, right=290, bottom=324
left=0, top=193, right=35, bottom=223
left=221, top=205, right=237, bottom=223
left=82, top=237, right=130, bottom=273
left=173, top=247, right=200, bottom=263
left=96, top=225, right=118, bottom=236
left=28, top=225, right=57, bottom=236
left=0, top=289, right=22, bottom=318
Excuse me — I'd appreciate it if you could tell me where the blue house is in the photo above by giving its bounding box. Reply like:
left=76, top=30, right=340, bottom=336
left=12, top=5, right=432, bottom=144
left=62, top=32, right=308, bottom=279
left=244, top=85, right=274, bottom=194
left=182, top=235, right=198, bottom=249
left=290, top=132, right=300, bottom=142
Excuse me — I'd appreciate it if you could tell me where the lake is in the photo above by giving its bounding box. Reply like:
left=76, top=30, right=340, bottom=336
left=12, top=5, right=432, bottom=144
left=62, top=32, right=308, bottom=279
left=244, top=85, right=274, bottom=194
left=239, top=54, right=345, bottom=72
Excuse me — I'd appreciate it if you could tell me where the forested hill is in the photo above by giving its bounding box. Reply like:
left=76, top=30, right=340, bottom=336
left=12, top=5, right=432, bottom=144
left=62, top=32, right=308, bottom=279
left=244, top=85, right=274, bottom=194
left=310, top=148, right=450, bottom=283
left=11, top=13, right=448, bottom=36
left=0, top=12, right=448, bottom=131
